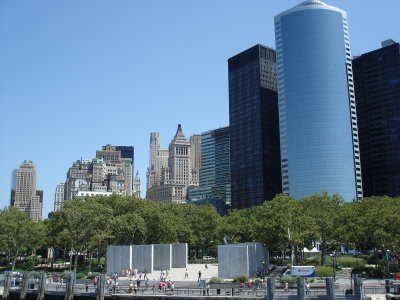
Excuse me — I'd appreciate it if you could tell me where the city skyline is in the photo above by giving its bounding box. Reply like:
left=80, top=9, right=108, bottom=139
left=0, top=0, right=399, bottom=217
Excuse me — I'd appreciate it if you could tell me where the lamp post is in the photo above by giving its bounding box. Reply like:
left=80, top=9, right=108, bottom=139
left=332, top=251, right=337, bottom=281
left=386, top=250, right=390, bottom=278
left=355, top=252, right=359, bottom=272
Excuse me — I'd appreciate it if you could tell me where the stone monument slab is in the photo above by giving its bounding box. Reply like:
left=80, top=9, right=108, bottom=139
left=153, top=244, right=172, bottom=270
left=171, top=243, right=187, bottom=268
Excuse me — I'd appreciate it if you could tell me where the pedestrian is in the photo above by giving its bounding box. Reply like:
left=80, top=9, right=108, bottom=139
left=206, top=283, right=210, bottom=296
left=85, top=281, right=89, bottom=292
left=93, top=276, right=97, bottom=286
left=284, top=282, right=289, bottom=292
left=205, top=263, right=208, bottom=269
left=129, top=281, right=133, bottom=293
left=247, top=281, right=251, bottom=288
left=144, top=269, right=148, bottom=280
left=184, top=268, right=189, bottom=279
left=171, top=282, right=175, bottom=292
left=137, top=278, right=141, bottom=289
left=133, top=282, right=137, bottom=294
left=160, top=269, right=164, bottom=281
left=198, top=270, right=202, bottom=281
left=306, top=282, right=310, bottom=294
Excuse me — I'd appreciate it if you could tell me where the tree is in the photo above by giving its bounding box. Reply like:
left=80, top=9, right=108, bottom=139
left=252, top=194, right=315, bottom=264
left=0, top=207, right=36, bottom=271
left=339, top=196, right=400, bottom=260
left=47, top=197, right=112, bottom=272
left=301, top=193, right=343, bottom=265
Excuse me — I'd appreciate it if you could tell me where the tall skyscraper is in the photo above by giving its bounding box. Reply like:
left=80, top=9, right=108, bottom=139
left=188, top=126, right=231, bottom=214
left=11, top=161, right=43, bottom=221
left=54, top=183, right=65, bottom=212
left=146, top=133, right=168, bottom=190
left=133, top=171, right=141, bottom=198
left=353, top=40, right=400, bottom=197
left=146, top=125, right=200, bottom=203
left=228, top=44, right=281, bottom=209
left=274, top=0, right=362, bottom=201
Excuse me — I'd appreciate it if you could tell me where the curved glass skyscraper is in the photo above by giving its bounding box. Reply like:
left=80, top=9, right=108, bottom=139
left=274, top=0, right=363, bottom=201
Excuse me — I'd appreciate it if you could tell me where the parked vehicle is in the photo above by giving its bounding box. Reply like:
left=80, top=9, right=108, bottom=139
left=203, top=256, right=215, bottom=260
left=281, top=266, right=316, bottom=278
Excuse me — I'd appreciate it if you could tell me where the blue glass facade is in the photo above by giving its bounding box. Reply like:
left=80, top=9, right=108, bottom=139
left=188, top=127, right=231, bottom=215
left=275, top=1, right=362, bottom=201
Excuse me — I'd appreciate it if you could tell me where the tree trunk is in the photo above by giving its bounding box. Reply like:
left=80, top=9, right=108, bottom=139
left=11, top=250, right=18, bottom=272
left=69, top=252, right=73, bottom=271
left=320, top=241, right=325, bottom=266
left=73, top=252, right=79, bottom=273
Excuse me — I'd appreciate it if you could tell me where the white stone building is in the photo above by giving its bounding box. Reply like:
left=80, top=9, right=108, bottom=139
left=146, top=124, right=201, bottom=203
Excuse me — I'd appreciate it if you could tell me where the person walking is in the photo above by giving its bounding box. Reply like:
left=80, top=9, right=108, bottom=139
left=144, top=269, right=148, bottom=280
left=137, top=278, right=141, bottom=289
left=184, top=269, right=189, bottom=279
left=198, top=270, right=202, bottom=282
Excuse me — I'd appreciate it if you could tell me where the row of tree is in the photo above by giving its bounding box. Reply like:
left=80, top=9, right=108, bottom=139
left=0, top=193, right=398, bottom=272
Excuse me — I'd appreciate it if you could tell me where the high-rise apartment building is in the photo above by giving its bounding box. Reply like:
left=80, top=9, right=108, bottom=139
left=96, top=145, right=133, bottom=196
left=188, top=126, right=231, bottom=214
left=353, top=40, right=400, bottom=197
left=54, top=183, right=65, bottom=212
left=274, top=0, right=362, bottom=201
left=10, top=161, right=43, bottom=221
left=64, top=145, right=134, bottom=200
left=146, top=125, right=200, bottom=203
left=228, top=44, right=281, bottom=209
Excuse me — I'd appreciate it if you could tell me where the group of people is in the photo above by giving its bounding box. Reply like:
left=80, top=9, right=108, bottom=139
left=128, top=277, right=150, bottom=294
left=158, top=280, right=175, bottom=292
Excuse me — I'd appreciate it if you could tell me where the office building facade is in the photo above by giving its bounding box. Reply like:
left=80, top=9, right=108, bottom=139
left=64, top=145, right=134, bottom=200
left=54, top=183, right=65, bottom=212
left=146, top=125, right=200, bottom=203
left=189, top=126, right=231, bottom=214
left=11, top=161, right=43, bottom=221
left=228, top=44, right=281, bottom=209
left=274, top=0, right=362, bottom=201
left=353, top=40, right=400, bottom=197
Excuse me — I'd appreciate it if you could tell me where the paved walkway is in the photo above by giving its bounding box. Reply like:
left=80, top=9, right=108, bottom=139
left=120, top=263, right=219, bottom=282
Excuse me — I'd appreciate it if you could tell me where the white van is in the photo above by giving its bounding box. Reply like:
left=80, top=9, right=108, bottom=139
left=282, top=266, right=316, bottom=277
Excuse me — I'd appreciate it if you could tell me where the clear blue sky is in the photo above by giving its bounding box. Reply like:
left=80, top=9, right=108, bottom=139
left=0, top=0, right=399, bottom=218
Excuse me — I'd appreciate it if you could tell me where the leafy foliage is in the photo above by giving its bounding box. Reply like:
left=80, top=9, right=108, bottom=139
left=0, top=193, right=399, bottom=273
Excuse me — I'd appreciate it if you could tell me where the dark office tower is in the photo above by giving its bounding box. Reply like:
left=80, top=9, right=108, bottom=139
left=228, top=44, right=281, bottom=209
left=115, top=146, right=134, bottom=164
left=353, top=39, right=400, bottom=197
